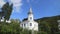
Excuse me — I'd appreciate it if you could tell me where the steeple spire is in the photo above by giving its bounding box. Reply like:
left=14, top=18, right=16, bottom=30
left=28, top=7, right=33, bottom=14
left=28, top=7, right=34, bottom=21
left=30, top=7, right=32, bottom=12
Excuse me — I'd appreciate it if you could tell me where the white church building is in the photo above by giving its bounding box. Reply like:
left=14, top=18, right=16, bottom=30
left=20, top=8, right=38, bottom=31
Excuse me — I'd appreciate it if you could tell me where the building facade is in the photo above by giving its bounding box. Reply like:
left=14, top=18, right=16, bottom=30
left=57, top=20, right=60, bottom=30
left=20, top=8, right=38, bottom=31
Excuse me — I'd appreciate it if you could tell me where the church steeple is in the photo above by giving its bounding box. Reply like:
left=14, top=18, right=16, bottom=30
left=28, top=8, right=34, bottom=21
left=28, top=8, right=33, bottom=14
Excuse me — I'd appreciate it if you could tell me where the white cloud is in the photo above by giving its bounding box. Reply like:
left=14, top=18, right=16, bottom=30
left=12, top=7, right=22, bottom=13
left=10, top=0, right=22, bottom=7
left=0, top=0, right=23, bottom=13
left=10, top=0, right=23, bottom=13
left=0, top=0, right=6, bottom=8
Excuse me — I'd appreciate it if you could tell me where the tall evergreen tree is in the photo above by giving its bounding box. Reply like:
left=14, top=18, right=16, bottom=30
left=1, top=2, right=13, bottom=20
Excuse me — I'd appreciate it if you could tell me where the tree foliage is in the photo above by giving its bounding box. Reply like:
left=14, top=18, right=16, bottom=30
left=36, top=15, right=60, bottom=34
left=1, top=2, right=13, bottom=20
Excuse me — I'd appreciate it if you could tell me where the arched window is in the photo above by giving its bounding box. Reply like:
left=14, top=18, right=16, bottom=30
left=30, top=23, right=32, bottom=26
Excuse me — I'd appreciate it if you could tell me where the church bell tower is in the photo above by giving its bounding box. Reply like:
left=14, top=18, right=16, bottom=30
left=28, top=8, right=34, bottom=21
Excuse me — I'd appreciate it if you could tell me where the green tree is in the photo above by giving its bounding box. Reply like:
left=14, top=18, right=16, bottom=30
left=1, top=2, right=13, bottom=20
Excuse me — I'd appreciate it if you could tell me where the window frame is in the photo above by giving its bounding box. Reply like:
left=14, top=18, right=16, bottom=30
left=30, top=23, right=32, bottom=26
left=30, top=17, right=32, bottom=20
